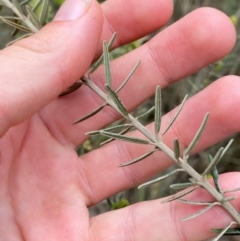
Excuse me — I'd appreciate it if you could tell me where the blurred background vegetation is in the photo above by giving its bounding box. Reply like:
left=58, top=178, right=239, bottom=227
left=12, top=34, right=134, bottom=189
left=0, top=0, right=240, bottom=240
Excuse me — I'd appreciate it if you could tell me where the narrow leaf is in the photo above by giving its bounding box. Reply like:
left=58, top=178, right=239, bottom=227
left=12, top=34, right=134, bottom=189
left=116, top=60, right=141, bottom=93
left=0, top=16, right=32, bottom=32
left=220, top=139, right=234, bottom=160
left=26, top=5, right=42, bottom=29
left=162, top=95, right=188, bottom=135
left=119, top=149, right=156, bottom=167
left=212, top=222, right=238, bottom=240
left=86, top=124, right=132, bottom=136
left=202, top=147, right=224, bottom=175
left=100, top=126, right=132, bottom=146
left=105, top=85, right=128, bottom=117
left=174, top=138, right=180, bottom=160
left=181, top=203, right=215, bottom=221
left=20, top=0, right=32, bottom=5
left=89, top=33, right=117, bottom=74
left=59, top=82, right=82, bottom=97
left=162, top=186, right=198, bottom=203
left=170, top=182, right=193, bottom=190
left=137, top=106, right=155, bottom=120
left=100, top=130, right=150, bottom=145
left=223, top=187, right=240, bottom=194
left=103, top=41, right=111, bottom=86
left=179, top=199, right=218, bottom=206
left=138, top=169, right=184, bottom=189
left=208, top=154, right=222, bottom=193
left=184, top=113, right=209, bottom=156
left=73, top=104, right=105, bottom=124
left=7, top=33, right=32, bottom=45
left=154, top=86, right=161, bottom=137
left=39, top=0, right=49, bottom=24
left=12, top=0, right=24, bottom=15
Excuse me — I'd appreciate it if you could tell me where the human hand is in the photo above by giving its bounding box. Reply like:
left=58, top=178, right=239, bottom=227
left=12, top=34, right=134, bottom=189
left=0, top=0, right=239, bottom=240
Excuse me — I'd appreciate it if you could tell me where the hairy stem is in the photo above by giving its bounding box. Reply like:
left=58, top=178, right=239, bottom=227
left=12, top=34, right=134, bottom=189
left=82, top=76, right=240, bottom=225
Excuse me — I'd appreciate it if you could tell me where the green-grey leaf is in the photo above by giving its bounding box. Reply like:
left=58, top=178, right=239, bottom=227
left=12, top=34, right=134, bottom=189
left=105, top=85, right=128, bottom=117
left=174, top=138, right=180, bottom=160
left=100, top=126, right=132, bottom=146
left=89, top=33, right=116, bottom=75
left=39, top=0, right=49, bottom=24
left=119, top=149, right=156, bottom=167
left=202, top=147, right=224, bottom=176
left=161, top=186, right=198, bottom=203
left=138, top=169, right=184, bottom=189
left=162, top=95, right=188, bottom=135
left=12, top=0, right=24, bottom=15
left=116, top=60, right=141, bottom=93
left=181, top=203, right=215, bottom=221
left=170, top=182, right=193, bottom=190
left=220, top=139, right=234, bottom=160
left=86, top=124, right=132, bottom=136
left=208, top=154, right=222, bottom=193
left=7, top=33, right=32, bottom=45
left=154, top=85, right=161, bottom=137
left=0, top=16, right=32, bottom=32
left=103, top=41, right=111, bottom=87
left=137, top=106, right=155, bottom=120
left=26, top=5, right=42, bottom=29
left=73, top=104, right=105, bottom=124
left=212, top=228, right=240, bottom=236
left=20, top=0, right=32, bottom=5
left=212, top=222, right=238, bottom=240
left=100, top=130, right=150, bottom=145
left=179, top=199, right=217, bottom=205
left=184, top=113, right=209, bottom=156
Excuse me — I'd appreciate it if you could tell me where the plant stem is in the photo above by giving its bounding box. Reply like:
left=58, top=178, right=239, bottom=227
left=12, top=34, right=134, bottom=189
left=82, top=76, right=240, bottom=225
left=1, top=0, right=38, bottom=33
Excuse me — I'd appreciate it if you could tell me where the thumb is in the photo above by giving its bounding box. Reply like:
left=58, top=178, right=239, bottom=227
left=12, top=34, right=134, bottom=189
left=0, top=0, right=103, bottom=135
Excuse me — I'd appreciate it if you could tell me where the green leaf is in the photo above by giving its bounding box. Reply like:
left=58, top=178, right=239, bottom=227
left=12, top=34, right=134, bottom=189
left=116, top=60, right=141, bottom=93
left=59, top=82, right=82, bottom=97
left=154, top=86, right=161, bottom=137
left=7, top=33, right=32, bottom=45
left=103, top=41, right=111, bottom=87
left=184, top=113, right=209, bottom=156
left=119, top=149, right=156, bottom=167
left=137, top=106, right=155, bottom=120
left=105, top=85, right=128, bottom=117
left=89, top=33, right=117, bottom=75
left=208, top=155, right=222, bottom=193
left=162, top=95, right=188, bottom=135
left=0, top=16, right=32, bottom=32
left=212, top=228, right=240, bottom=236
left=202, top=147, right=224, bottom=176
left=26, top=5, right=42, bottom=29
left=39, top=0, right=49, bottom=24
left=73, top=104, right=106, bottom=124
left=173, top=138, right=180, bottom=160
left=138, top=168, right=184, bottom=189
left=100, top=130, right=150, bottom=145
left=170, top=182, right=193, bottom=190
left=12, top=0, right=24, bottom=15
left=100, top=126, right=132, bottom=146
left=181, top=203, right=215, bottom=221
left=212, top=222, right=239, bottom=240
left=161, top=186, right=198, bottom=203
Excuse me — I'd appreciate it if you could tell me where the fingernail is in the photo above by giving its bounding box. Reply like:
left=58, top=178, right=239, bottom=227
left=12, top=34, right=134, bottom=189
left=54, top=0, right=91, bottom=21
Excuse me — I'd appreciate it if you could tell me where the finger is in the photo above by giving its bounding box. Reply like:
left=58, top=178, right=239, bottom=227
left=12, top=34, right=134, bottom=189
left=0, top=0, right=103, bottom=136
left=40, top=7, right=236, bottom=146
left=80, top=76, right=240, bottom=205
left=95, top=0, right=173, bottom=57
left=90, top=173, right=240, bottom=241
